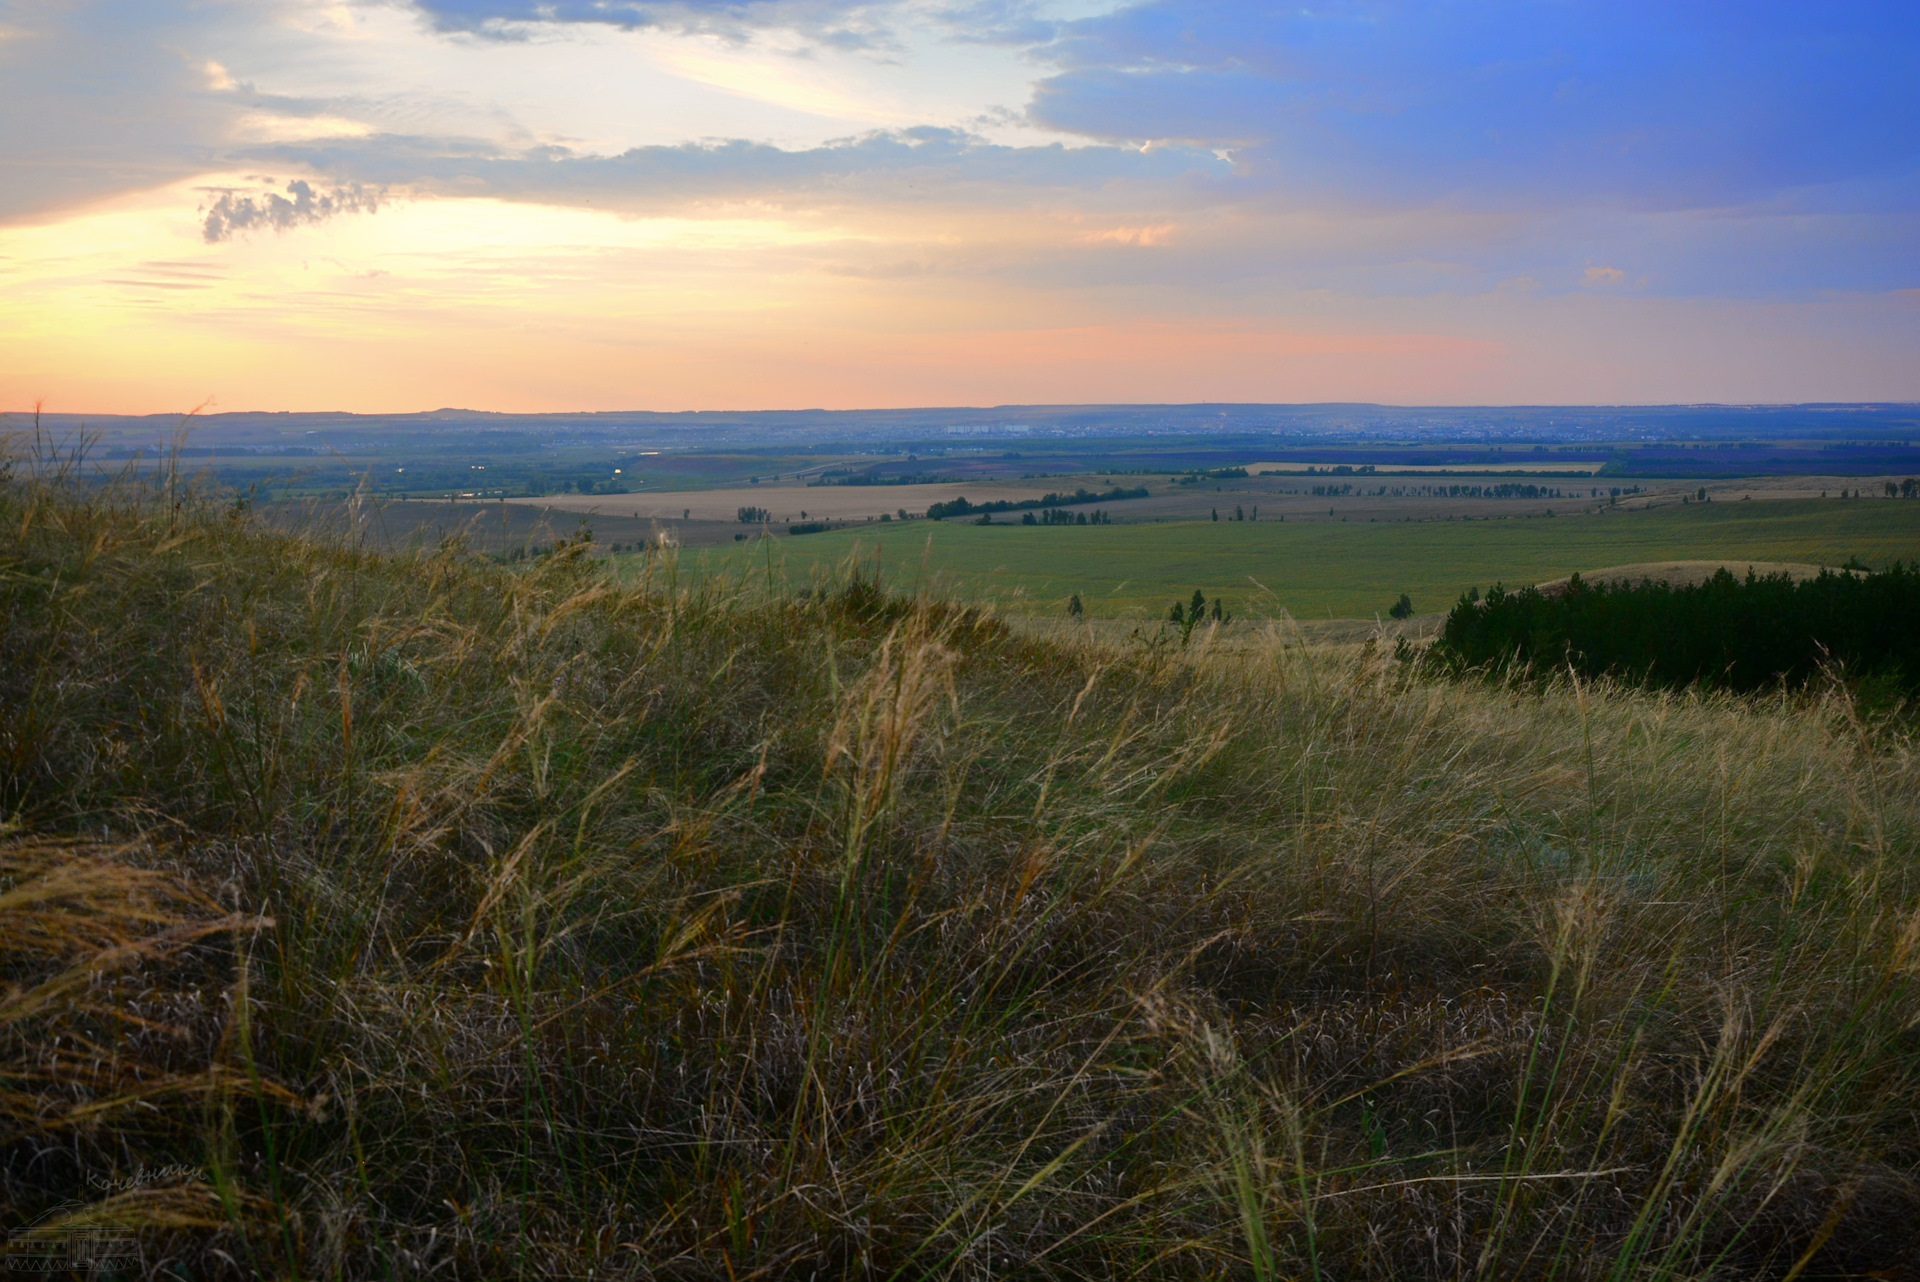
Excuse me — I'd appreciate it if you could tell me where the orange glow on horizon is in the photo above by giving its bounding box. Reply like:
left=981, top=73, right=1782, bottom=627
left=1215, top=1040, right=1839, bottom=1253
left=4, top=179, right=1916, bottom=414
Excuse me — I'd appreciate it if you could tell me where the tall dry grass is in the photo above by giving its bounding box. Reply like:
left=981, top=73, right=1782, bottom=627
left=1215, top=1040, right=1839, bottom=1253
left=2, top=447, right=1918, bottom=1279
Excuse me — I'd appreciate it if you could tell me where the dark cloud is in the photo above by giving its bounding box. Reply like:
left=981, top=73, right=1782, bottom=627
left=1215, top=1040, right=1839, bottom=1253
left=410, top=0, right=899, bottom=49
left=409, top=1, right=1920, bottom=216
left=249, top=126, right=1227, bottom=209
left=926, top=0, right=1058, bottom=46
left=243, top=119, right=1920, bottom=304
left=412, top=0, right=665, bottom=33
left=1026, top=0, right=1920, bottom=213
left=200, top=180, right=386, bottom=243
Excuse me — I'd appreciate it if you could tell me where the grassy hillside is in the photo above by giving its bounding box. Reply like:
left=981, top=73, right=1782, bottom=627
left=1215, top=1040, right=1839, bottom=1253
left=684, top=499, right=1920, bottom=620
left=5, top=468, right=1920, bottom=1279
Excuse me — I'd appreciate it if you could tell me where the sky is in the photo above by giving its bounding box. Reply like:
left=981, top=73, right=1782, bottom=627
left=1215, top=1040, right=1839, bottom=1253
left=1, top=0, right=1916, bottom=413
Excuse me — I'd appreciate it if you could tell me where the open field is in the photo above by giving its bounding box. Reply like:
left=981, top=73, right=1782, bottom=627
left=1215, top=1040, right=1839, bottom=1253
left=255, top=496, right=751, bottom=554
left=666, top=496, right=1920, bottom=620
left=507, top=478, right=1096, bottom=525
left=6, top=467, right=1920, bottom=1279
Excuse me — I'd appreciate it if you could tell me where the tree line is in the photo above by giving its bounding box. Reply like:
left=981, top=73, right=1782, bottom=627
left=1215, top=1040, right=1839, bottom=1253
left=1308, top=482, right=1628, bottom=500
left=1429, top=563, right=1920, bottom=695
left=926, top=486, right=1148, bottom=520
left=809, top=470, right=960, bottom=487
left=1022, top=507, right=1111, bottom=525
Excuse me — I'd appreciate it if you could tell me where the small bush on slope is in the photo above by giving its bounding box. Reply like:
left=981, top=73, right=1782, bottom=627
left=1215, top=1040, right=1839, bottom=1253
left=3, top=465, right=1920, bottom=1279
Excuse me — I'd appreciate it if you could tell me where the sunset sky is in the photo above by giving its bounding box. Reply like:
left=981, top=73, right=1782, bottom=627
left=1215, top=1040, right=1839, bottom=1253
left=3, top=1, right=1916, bottom=413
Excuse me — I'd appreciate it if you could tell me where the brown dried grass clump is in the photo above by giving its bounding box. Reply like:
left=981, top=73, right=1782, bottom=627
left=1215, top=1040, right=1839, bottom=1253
left=1, top=443, right=1918, bottom=1279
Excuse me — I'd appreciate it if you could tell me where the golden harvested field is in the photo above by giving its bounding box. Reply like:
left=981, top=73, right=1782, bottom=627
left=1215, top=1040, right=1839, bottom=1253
left=505, top=479, right=1072, bottom=523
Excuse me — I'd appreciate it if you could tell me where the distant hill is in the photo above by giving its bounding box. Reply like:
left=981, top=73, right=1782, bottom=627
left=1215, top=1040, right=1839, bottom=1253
left=10, top=400, right=1918, bottom=456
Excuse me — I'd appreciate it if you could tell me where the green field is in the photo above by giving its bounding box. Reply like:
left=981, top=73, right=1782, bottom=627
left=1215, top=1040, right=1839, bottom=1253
left=680, top=499, right=1920, bottom=619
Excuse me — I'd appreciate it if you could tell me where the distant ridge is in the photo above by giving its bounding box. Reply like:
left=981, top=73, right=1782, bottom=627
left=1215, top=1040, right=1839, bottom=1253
left=10, top=402, right=1918, bottom=454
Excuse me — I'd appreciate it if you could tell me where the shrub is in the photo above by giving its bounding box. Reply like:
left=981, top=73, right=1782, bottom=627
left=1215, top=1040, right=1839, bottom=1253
left=1167, top=589, right=1228, bottom=643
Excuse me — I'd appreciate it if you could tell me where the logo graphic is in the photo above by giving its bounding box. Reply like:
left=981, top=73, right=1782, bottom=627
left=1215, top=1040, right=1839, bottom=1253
left=5, top=1203, right=139, bottom=1274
